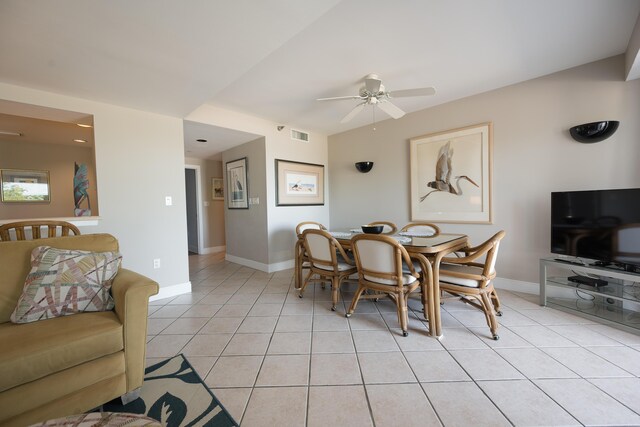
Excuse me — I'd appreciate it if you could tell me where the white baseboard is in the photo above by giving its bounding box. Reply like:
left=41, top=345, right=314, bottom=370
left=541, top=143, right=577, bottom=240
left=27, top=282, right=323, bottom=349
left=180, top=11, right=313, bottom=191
left=493, top=276, right=539, bottom=295
left=225, top=254, right=294, bottom=273
left=200, top=245, right=226, bottom=255
left=269, top=259, right=295, bottom=272
left=150, top=281, right=192, bottom=301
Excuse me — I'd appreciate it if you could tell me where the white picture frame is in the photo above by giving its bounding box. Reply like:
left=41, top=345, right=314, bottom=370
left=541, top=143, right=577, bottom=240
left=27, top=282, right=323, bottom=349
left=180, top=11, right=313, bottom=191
left=410, top=123, right=492, bottom=224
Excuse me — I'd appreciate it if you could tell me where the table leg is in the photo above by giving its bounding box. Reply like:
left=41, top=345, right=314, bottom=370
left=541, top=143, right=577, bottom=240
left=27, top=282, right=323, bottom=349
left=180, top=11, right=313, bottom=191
left=432, top=252, right=445, bottom=339
left=413, top=255, right=436, bottom=337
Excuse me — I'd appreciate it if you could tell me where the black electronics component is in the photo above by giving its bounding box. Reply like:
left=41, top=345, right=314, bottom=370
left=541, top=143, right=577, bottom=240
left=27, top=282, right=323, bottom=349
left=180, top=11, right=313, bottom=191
left=567, top=275, right=608, bottom=288
left=554, top=258, right=584, bottom=265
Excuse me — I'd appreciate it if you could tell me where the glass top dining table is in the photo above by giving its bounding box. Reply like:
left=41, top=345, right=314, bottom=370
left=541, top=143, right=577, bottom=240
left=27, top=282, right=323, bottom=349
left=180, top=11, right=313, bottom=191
left=329, top=230, right=468, bottom=338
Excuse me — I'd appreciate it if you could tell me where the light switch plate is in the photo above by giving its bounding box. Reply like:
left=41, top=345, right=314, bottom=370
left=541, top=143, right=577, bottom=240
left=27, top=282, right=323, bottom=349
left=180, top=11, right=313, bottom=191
left=165, top=196, right=172, bottom=206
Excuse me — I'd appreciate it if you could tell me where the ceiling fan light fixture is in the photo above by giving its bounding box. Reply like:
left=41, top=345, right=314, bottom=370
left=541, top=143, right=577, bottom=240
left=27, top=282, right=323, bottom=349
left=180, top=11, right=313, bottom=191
left=319, top=74, right=435, bottom=123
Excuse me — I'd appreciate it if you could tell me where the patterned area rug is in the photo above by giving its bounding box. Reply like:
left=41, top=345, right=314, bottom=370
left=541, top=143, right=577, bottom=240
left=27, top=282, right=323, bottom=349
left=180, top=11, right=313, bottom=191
left=101, top=354, right=237, bottom=427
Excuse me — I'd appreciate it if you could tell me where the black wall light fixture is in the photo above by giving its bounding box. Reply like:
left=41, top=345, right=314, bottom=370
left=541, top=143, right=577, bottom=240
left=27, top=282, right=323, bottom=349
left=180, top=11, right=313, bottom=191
left=355, top=161, right=374, bottom=173
left=569, top=121, right=619, bottom=143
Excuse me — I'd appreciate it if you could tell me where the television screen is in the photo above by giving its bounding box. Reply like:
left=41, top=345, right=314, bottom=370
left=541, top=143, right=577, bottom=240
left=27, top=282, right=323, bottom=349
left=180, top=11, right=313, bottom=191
left=551, top=188, right=640, bottom=268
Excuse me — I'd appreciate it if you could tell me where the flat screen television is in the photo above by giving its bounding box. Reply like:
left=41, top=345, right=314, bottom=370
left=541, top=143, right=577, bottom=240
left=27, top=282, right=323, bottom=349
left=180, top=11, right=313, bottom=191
left=551, top=188, right=640, bottom=271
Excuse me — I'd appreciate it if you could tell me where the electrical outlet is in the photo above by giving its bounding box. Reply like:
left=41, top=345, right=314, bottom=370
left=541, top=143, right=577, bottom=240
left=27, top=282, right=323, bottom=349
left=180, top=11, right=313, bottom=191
left=165, top=196, right=172, bottom=206
left=153, top=259, right=161, bottom=269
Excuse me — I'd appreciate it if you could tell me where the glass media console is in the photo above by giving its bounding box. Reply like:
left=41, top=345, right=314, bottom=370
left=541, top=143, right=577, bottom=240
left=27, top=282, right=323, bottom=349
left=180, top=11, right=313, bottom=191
left=540, top=258, right=640, bottom=333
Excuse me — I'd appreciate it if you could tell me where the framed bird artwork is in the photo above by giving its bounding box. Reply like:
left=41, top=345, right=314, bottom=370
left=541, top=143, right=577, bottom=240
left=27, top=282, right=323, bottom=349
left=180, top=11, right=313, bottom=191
left=226, top=157, right=248, bottom=209
left=410, top=123, right=492, bottom=224
left=275, top=159, right=325, bottom=206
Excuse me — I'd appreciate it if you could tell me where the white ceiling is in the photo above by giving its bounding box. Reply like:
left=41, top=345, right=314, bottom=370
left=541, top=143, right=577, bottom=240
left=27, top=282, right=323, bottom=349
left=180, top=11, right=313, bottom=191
left=1, top=0, right=639, bottom=159
left=0, top=112, right=95, bottom=148
left=183, top=121, right=260, bottom=161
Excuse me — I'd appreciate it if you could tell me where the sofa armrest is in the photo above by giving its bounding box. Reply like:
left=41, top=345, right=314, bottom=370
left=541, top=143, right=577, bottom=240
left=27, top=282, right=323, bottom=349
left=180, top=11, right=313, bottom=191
left=111, top=268, right=159, bottom=391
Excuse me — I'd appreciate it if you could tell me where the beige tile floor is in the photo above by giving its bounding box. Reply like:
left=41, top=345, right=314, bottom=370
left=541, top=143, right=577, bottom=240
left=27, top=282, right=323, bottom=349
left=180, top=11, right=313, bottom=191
left=144, top=254, right=640, bottom=426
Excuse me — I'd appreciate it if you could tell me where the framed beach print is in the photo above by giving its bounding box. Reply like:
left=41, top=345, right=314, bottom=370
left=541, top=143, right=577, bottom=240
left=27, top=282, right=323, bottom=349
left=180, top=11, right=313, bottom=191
left=226, top=157, right=248, bottom=209
left=1, top=169, right=51, bottom=203
left=410, top=123, right=492, bottom=223
left=212, top=177, right=224, bottom=200
left=276, top=159, right=324, bottom=206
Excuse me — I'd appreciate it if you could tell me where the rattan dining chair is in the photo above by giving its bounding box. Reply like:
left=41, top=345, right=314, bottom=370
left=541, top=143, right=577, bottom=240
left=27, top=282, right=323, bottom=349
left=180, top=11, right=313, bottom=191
left=368, top=221, right=398, bottom=235
left=438, top=230, right=506, bottom=340
left=347, top=233, right=431, bottom=336
left=300, top=229, right=357, bottom=311
left=400, top=222, right=441, bottom=237
left=0, top=220, right=81, bottom=242
left=295, top=222, right=327, bottom=290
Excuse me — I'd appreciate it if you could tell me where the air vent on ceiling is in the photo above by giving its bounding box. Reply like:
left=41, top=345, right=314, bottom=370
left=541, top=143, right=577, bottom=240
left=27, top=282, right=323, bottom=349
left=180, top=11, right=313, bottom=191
left=291, top=129, right=309, bottom=142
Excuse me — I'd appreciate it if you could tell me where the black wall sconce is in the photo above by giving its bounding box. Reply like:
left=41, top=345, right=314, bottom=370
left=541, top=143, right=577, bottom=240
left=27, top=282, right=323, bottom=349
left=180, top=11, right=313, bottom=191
left=355, top=161, right=374, bottom=173
left=569, top=121, right=619, bottom=143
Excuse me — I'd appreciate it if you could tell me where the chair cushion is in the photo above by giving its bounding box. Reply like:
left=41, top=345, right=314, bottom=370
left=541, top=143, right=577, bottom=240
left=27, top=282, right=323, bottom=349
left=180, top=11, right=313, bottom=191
left=10, top=246, right=122, bottom=324
left=364, top=274, right=417, bottom=286
left=316, top=262, right=354, bottom=272
left=0, top=311, right=124, bottom=392
left=439, top=263, right=483, bottom=288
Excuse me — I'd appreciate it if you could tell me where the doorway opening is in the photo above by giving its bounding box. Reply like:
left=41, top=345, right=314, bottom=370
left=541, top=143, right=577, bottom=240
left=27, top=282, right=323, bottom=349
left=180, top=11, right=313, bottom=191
left=184, top=165, right=203, bottom=254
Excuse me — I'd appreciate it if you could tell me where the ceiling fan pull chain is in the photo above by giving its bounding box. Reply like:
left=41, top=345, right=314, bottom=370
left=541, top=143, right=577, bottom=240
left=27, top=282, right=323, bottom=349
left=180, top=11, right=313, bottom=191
left=372, top=105, right=376, bottom=131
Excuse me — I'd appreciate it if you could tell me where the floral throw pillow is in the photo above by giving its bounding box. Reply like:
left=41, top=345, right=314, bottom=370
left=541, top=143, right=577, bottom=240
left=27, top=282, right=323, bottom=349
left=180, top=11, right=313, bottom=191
left=10, top=246, right=122, bottom=324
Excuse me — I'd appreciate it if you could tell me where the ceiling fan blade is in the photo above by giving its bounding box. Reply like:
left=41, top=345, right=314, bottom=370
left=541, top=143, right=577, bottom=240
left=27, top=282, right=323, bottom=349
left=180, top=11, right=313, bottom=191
left=317, top=95, right=363, bottom=101
left=340, top=102, right=366, bottom=123
left=377, top=101, right=405, bottom=119
left=388, top=87, right=436, bottom=98
left=364, top=74, right=382, bottom=93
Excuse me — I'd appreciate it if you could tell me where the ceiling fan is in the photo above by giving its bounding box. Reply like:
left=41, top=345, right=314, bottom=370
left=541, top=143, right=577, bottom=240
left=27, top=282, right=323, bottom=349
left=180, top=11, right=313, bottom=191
left=317, top=73, right=436, bottom=123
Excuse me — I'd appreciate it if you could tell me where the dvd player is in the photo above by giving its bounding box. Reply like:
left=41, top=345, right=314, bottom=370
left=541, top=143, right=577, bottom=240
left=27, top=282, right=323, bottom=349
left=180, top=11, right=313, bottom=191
left=568, top=275, right=608, bottom=288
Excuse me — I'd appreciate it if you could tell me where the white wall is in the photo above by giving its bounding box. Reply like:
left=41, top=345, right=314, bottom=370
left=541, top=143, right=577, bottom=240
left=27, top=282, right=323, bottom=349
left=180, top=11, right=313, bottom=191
left=0, top=82, right=190, bottom=294
left=222, top=138, right=270, bottom=266
left=186, top=105, right=330, bottom=271
left=329, top=55, right=640, bottom=283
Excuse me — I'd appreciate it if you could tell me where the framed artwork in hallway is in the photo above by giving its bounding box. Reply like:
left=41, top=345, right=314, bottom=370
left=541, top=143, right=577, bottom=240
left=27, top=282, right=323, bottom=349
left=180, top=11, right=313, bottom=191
left=226, top=157, right=248, bottom=209
left=212, top=177, right=224, bottom=200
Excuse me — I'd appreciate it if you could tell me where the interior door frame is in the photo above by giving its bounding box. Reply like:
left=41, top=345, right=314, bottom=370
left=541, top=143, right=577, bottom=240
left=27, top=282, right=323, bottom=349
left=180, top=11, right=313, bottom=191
left=185, top=164, right=204, bottom=254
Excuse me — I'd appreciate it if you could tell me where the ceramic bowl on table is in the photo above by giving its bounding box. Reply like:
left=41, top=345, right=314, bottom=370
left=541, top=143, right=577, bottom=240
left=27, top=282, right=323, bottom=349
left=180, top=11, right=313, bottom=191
left=361, top=224, right=384, bottom=234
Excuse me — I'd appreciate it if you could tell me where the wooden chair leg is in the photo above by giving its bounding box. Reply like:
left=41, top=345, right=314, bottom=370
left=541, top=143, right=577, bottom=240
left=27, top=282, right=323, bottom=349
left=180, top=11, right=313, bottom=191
left=298, top=270, right=314, bottom=298
left=346, top=284, right=367, bottom=318
left=480, top=292, right=499, bottom=340
left=398, top=292, right=409, bottom=336
left=491, top=288, right=502, bottom=316
left=294, top=241, right=303, bottom=290
left=295, top=266, right=302, bottom=290
left=331, top=277, right=340, bottom=311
